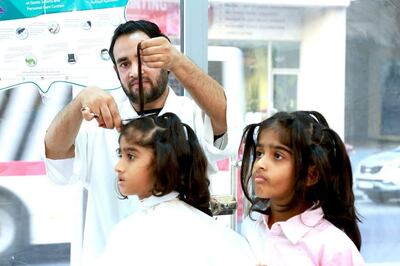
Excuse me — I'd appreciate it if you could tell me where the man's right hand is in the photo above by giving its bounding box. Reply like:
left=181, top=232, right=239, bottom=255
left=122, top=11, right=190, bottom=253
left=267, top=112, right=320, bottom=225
left=78, top=86, right=122, bottom=132
left=45, top=86, right=122, bottom=159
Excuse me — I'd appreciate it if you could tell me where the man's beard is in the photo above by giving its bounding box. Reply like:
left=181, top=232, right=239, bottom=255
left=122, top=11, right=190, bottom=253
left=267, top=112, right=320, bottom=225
left=122, top=69, right=168, bottom=106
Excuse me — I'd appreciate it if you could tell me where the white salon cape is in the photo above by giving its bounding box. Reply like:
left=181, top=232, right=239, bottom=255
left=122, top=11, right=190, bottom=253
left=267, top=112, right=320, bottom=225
left=44, top=88, right=243, bottom=266
left=96, top=192, right=256, bottom=266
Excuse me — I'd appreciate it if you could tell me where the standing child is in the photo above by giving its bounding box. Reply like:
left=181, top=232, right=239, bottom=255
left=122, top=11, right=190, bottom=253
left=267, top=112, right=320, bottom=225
left=239, top=110, right=365, bottom=266
left=97, top=112, right=256, bottom=266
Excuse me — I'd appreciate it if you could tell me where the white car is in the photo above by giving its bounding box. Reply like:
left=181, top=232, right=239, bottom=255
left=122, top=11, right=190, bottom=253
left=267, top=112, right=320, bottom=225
left=355, top=146, right=400, bottom=203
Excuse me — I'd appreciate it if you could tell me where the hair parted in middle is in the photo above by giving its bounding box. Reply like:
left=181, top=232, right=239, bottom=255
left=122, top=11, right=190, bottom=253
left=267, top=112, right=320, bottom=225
left=119, top=112, right=211, bottom=216
left=239, top=110, right=362, bottom=250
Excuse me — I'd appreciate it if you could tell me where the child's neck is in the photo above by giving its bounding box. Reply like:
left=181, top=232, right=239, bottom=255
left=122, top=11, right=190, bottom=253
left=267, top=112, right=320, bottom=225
left=268, top=202, right=309, bottom=229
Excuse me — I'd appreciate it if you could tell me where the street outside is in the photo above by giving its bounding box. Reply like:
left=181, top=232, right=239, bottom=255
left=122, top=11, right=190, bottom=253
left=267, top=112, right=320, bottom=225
left=357, top=198, right=400, bottom=264
left=350, top=145, right=400, bottom=265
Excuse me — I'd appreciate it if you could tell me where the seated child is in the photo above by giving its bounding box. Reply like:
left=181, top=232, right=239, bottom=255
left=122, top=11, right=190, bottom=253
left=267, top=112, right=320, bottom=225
left=239, top=110, right=365, bottom=266
left=97, top=112, right=256, bottom=266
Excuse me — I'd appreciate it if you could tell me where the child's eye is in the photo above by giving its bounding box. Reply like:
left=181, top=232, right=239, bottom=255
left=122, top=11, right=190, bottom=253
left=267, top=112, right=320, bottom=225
left=127, top=153, right=135, bottom=160
left=274, top=153, right=283, bottom=160
left=255, top=151, right=263, bottom=158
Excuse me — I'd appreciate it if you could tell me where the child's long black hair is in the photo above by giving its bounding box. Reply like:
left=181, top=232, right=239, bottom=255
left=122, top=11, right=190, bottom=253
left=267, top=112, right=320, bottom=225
left=119, top=112, right=212, bottom=216
left=240, top=110, right=362, bottom=250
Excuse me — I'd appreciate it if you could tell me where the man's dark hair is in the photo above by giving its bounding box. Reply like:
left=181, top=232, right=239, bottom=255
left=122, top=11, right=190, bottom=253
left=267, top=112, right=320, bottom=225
left=109, top=20, right=171, bottom=65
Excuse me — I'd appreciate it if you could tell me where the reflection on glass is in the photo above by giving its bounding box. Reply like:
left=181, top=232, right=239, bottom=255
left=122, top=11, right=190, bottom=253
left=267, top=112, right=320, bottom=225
left=273, top=74, right=297, bottom=112
left=271, top=41, right=300, bottom=69
left=354, top=146, right=400, bottom=203
left=0, top=84, right=73, bottom=264
left=243, top=47, right=269, bottom=113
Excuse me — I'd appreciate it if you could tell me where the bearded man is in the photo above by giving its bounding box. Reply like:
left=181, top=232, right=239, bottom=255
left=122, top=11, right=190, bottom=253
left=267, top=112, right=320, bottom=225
left=44, top=20, right=237, bottom=266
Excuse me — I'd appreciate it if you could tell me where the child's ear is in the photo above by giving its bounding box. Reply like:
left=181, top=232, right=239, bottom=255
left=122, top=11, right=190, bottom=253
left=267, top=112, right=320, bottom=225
left=306, top=166, right=319, bottom=186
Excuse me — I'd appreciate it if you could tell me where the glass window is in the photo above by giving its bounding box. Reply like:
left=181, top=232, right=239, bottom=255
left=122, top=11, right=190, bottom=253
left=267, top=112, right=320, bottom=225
left=208, top=0, right=400, bottom=264
left=1, top=0, right=400, bottom=264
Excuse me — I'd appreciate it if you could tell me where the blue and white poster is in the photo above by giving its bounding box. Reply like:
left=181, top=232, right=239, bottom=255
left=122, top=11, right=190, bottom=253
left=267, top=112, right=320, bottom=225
left=0, top=0, right=128, bottom=21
